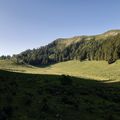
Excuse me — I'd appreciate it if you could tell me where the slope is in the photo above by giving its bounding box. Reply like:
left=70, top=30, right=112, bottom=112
left=15, top=30, right=120, bottom=65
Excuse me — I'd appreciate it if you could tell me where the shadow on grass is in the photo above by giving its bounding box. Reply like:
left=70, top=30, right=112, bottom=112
left=0, top=69, right=120, bottom=120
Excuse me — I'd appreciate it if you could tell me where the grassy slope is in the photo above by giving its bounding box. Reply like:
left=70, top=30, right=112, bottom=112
left=0, top=70, right=120, bottom=120
left=48, top=60, right=120, bottom=81
left=51, top=30, right=120, bottom=48
left=1, top=60, right=120, bottom=81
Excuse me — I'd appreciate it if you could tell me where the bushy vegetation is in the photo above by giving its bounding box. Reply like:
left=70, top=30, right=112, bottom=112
left=14, top=32, right=120, bottom=65
left=0, top=70, right=120, bottom=120
left=0, top=55, right=11, bottom=60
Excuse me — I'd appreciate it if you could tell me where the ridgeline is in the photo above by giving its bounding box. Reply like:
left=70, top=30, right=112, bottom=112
left=14, top=30, right=120, bottom=65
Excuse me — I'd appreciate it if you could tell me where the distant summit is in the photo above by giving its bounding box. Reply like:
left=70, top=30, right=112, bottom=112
left=104, top=29, right=120, bottom=33
left=103, top=29, right=120, bottom=36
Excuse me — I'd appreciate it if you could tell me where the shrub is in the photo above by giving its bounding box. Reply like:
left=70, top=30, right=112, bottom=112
left=60, top=75, right=73, bottom=86
left=108, top=58, right=116, bottom=64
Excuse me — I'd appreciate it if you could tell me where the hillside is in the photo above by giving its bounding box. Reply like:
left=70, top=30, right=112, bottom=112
left=15, top=30, right=120, bottom=65
left=1, top=59, right=120, bottom=81
left=0, top=70, right=120, bottom=120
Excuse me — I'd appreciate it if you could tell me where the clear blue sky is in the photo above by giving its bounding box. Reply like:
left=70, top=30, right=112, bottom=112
left=0, top=0, right=120, bottom=55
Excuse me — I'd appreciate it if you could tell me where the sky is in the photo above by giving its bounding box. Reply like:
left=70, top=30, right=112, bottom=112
left=0, top=0, right=120, bottom=55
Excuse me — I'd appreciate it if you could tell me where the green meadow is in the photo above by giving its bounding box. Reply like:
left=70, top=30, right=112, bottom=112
left=1, top=59, right=120, bottom=82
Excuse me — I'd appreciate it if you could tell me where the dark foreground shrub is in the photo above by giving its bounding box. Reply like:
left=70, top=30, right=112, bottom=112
left=60, top=75, right=73, bottom=86
left=108, top=58, right=116, bottom=64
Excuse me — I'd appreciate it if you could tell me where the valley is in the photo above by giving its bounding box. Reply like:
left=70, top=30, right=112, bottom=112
left=1, top=30, right=120, bottom=120
left=1, top=0, right=120, bottom=119
left=1, top=59, right=120, bottom=82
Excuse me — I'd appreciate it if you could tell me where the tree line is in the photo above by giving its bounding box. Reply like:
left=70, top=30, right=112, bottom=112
left=1, top=34, right=120, bottom=65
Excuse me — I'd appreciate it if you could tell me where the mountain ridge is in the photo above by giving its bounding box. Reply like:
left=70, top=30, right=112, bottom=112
left=46, top=29, right=120, bottom=48
left=15, top=29, right=120, bottom=65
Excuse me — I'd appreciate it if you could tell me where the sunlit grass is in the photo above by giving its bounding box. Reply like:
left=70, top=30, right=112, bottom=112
left=1, top=59, right=120, bottom=81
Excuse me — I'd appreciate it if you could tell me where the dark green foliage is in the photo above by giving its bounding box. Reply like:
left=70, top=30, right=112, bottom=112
left=108, top=58, right=116, bottom=64
left=0, top=55, right=11, bottom=60
left=14, top=33, right=120, bottom=65
left=0, top=70, right=120, bottom=120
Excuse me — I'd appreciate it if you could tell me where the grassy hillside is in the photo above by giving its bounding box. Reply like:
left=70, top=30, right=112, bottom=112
left=15, top=30, right=120, bottom=65
left=0, top=60, right=34, bottom=72
left=1, top=60, right=120, bottom=81
left=0, top=70, right=120, bottom=120
left=47, top=60, right=120, bottom=81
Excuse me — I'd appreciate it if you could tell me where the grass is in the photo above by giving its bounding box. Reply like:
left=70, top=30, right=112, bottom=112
left=0, top=70, right=120, bottom=120
left=1, top=60, right=120, bottom=82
